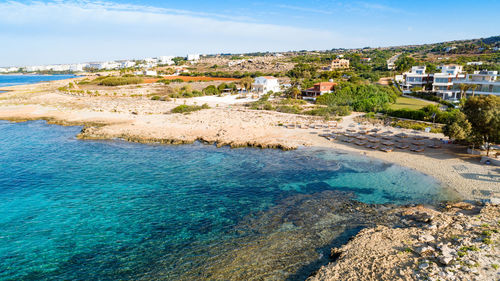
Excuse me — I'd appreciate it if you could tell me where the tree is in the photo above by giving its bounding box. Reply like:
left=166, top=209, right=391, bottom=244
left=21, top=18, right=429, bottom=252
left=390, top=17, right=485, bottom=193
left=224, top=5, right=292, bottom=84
left=394, top=55, right=416, bottom=72
left=458, top=83, right=471, bottom=99
left=290, top=87, right=301, bottom=99
left=202, top=85, right=219, bottom=96
left=443, top=111, right=472, bottom=141
left=462, top=95, right=500, bottom=156
left=239, top=76, right=253, bottom=93
left=470, top=84, right=478, bottom=97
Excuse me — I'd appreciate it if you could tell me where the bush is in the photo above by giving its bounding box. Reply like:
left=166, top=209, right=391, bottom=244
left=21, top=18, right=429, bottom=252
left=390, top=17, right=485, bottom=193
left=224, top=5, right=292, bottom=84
left=385, top=105, right=458, bottom=124
left=202, top=85, right=220, bottom=96
left=171, top=103, right=210, bottom=113
left=316, top=82, right=398, bottom=112
left=97, top=76, right=143, bottom=86
left=304, top=105, right=351, bottom=118
left=156, top=79, right=171, bottom=84
left=275, top=105, right=302, bottom=114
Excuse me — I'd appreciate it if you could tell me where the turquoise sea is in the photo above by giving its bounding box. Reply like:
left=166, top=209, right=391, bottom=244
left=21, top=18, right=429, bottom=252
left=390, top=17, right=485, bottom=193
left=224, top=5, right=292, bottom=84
left=0, top=74, right=77, bottom=88
left=0, top=120, right=455, bottom=280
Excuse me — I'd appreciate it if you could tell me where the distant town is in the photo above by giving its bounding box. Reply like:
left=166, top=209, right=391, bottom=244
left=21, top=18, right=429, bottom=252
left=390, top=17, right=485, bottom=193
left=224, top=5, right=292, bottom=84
left=2, top=36, right=498, bottom=102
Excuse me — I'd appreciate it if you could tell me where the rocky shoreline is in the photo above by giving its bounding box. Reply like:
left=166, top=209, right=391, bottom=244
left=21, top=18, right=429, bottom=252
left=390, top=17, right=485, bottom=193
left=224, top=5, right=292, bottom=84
left=77, top=125, right=298, bottom=150
left=309, top=201, right=500, bottom=281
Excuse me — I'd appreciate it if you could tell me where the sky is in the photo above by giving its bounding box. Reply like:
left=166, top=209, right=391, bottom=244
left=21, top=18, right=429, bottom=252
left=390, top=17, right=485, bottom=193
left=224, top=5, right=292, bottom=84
left=0, top=0, right=499, bottom=66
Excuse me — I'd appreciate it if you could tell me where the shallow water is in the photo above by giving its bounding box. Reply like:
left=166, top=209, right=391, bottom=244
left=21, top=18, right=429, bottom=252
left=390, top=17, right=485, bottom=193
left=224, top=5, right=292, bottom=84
left=0, top=74, right=77, bottom=87
left=0, top=120, right=454, bottom=280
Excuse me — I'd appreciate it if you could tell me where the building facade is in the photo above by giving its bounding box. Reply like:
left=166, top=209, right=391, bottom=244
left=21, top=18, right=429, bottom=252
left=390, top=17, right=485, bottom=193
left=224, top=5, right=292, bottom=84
left=432, top=65, right=465, bottom=97
left=330, top=59, right=349, bottom=69
left=452, top=70, right=499, bottom=97
left=402, top=66, right=433, bottom=92
left=252, top=76, right=281, bottom=95
left=302, top=82, right=337, bottom=101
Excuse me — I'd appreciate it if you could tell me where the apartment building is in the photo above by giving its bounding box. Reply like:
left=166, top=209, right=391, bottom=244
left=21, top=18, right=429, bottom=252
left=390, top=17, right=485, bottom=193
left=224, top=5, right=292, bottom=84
left=401, top=66, right=433, bottom=92
left=452, top=70, right=499, bottom=97
left=330, top=59, right=349, bottom=69
left=432, top=65, right=465, bottom=97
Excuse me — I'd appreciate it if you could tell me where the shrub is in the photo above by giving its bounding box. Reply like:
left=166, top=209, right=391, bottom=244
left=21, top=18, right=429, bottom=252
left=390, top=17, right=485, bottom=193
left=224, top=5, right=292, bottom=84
left=171, top=103, right=210, bottom=113
left=304, top=105, right=351, bottom=118
left=316, top=82, right=398, bottom=112
left=97, top=76, right=143, bottom=86
left=156, top=79, right=171, bottom=84
left=275, top=105, right=302, bottom=114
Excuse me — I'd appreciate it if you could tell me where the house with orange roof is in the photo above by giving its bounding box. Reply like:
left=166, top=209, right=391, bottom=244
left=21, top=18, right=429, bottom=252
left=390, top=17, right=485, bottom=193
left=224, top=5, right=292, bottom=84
left=302, top=82, right=337, bottom=101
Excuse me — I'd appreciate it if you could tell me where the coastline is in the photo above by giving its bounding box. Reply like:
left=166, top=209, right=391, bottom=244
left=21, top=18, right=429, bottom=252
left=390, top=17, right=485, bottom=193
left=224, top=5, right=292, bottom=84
left=0, top=78, right=498, bottom=280
left=0, top=78, right=498, bottom=202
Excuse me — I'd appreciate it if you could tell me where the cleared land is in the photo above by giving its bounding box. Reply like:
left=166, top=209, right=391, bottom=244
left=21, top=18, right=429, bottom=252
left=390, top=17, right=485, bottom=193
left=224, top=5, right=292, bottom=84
left=390, top=96, right=434, bottom=110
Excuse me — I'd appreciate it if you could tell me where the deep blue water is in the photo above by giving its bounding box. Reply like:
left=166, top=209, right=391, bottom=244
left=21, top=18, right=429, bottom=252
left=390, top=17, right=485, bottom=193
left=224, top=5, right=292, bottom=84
left=0, top=121, right=454, bottom=280
left=0, top=75, right=77, bottom=88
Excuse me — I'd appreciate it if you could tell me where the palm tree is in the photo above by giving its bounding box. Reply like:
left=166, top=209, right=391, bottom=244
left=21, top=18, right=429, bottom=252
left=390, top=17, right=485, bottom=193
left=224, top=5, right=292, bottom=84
left=459, top=83, right=471, bottom=99
left=239, top=77, right=253, bottom=97
left=470, top=84, right=477, bottom=97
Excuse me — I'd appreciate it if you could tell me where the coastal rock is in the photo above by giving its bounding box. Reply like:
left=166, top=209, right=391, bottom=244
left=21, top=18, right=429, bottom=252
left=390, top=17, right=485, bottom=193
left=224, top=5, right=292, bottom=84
left=417, top=246, right=435, bottom=256
left=418, top=234, right=435, bottom=243
left=446, top=202, right=474, bottom=210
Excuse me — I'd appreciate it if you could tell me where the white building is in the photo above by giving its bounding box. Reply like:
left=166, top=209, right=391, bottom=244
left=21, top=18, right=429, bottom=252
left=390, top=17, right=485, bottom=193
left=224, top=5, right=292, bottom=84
left=187, top=54, right=200, bottom=61
left=135, top=70, right=157, bottom=76
left=466, top=61, right=483, bottom=66
left=402, top=66, right=433, bottom=92
left=120, top=61, right=136, bottom=68
left=452, top=70, right=499, bottom=97
left=0, top=68, right=7, bottom=73
left=252, top=76, right=281, bottom=95
left=158, top=56, right=174, bottom=65
left=432, top=65, right=465, bottom=96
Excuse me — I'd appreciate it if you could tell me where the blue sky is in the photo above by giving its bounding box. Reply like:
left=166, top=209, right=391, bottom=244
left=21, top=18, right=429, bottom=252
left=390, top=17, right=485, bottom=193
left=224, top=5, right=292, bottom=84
left=1, top=0, right=499, bottom=66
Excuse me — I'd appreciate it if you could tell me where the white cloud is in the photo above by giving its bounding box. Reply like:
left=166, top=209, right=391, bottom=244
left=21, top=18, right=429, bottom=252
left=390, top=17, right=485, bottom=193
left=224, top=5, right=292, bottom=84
left=357, top=1, right=404, bottom=13
left=0, top=1, right=342, bottom=66
left=276, top=4, right=334, bottom=15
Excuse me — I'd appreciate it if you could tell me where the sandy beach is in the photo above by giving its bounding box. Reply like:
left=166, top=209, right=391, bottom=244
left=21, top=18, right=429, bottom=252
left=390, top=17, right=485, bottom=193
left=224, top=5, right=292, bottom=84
left=0, top=78, right=498, bottom=201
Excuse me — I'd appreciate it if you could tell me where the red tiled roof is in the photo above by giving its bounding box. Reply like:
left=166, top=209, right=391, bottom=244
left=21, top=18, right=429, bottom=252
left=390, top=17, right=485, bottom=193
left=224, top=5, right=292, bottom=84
left=314, top=82, right=337, bottom=87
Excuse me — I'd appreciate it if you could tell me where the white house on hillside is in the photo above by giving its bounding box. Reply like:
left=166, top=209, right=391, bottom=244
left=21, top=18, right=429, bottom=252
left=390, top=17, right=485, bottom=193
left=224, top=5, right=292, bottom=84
left=252, top=76, right=281, bottom=95
left=158, top=56, right=175, bottom=65
left=187, top=54, right=200, bottom=61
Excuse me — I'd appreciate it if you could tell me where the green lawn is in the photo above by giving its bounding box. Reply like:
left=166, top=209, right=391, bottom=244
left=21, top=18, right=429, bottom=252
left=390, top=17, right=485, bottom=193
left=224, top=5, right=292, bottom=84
left=390, top=96, right=434, bottom=110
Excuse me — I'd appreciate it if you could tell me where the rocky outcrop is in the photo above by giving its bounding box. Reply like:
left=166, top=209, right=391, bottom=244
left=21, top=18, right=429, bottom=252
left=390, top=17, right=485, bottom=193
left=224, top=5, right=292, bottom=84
left=308, top=202, right=500, bottom=281
left=77, top=126, right=298, bottom=150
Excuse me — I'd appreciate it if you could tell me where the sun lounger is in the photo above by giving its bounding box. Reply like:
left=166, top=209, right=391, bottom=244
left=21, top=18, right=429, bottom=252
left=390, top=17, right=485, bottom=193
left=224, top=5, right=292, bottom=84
left=370, top=144, right=380, bottom=150
left=355, top=140, right=366, bottom=146
left=427, top=144, right=441, bottom=149
left=380, top=146, right=393, bottom=152
left=396, top=143, right=409, bottom=149
left=411, top=147, right=425, bottom=152
left=382, top=141, right=394, bottom=146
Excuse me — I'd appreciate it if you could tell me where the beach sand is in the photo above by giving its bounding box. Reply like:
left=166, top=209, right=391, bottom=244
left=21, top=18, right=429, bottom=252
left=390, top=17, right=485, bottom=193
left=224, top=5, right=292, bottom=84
left=0, top=78, right=498, bottom=201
